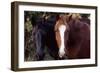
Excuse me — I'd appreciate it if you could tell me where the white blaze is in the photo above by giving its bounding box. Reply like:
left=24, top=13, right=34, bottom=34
left=58, top=25, right=66, bottom=58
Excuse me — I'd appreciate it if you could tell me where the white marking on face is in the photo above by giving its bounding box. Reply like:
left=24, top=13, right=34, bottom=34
left=58, top=24, right=66, bottom=58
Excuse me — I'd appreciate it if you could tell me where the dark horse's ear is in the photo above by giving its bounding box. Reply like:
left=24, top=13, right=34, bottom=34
left=56, top=14, right=60, bottom=21
left=31, top=15, right=38, bottom=27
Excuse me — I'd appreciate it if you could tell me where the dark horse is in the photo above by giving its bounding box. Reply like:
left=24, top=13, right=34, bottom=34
left=31, top=14, right=59, bottom=60
left=55, top=14, right=90, bottom=59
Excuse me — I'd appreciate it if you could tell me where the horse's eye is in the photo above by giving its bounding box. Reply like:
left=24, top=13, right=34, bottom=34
left=67, top=30, right=69, bottom=32
left=66, top=29, right=70, bottom=32
left=55, top=29, right=59, bottom=32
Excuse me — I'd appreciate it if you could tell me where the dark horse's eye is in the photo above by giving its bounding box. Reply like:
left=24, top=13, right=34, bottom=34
left=66, top=26, right=70, bottom=32
left=66, top=30, right=69, bottom=32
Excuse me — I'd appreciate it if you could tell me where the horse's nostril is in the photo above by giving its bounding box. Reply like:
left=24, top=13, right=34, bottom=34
left=59, top=51, right=66, bottom=58
left=59, top=53, right=67, bottom=60
left=59, top=54, right=63, bottom=58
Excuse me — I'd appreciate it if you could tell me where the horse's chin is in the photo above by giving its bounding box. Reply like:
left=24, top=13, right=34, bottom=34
left=59, top=53, right=67, bottom=59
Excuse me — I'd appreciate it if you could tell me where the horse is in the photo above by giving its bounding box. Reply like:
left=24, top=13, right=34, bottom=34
left=54, top=13, right=90, bottom=59
left=31, top=14, right=59, bottom=60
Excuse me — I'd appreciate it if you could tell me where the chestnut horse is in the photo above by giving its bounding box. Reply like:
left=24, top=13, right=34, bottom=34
left=55, top=14, right=90, bottom=59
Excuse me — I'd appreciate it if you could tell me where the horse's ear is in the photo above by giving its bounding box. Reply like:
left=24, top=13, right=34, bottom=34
left=72, top=14, right=81, bottom=19
left=67, top=13, right=81, bottom=23
left=66, top=14, right=72, bottom=23
left=59, top=14, right=64, bottom=19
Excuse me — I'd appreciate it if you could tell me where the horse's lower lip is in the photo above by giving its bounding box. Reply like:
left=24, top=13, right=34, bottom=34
left=59, top=55, right=63, bottom=58
left=59, top=54, right=65, bottom=58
